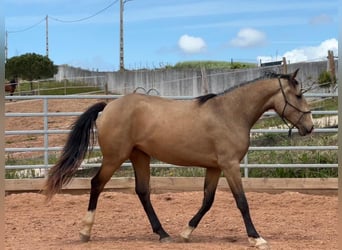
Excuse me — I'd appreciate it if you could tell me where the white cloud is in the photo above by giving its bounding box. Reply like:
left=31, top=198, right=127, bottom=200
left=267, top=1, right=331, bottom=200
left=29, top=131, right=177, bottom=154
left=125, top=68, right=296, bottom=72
left=230, top=28, right=266, bottom=48
left=257, top=38, right=338, bottom=64
left=283, top=38, right=338, bottom=63
left=178, top=34, right=207, bottom=54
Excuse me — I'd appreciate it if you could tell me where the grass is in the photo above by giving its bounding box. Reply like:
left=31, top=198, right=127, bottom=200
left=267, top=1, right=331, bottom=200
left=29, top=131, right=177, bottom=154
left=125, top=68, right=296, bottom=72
left=246, top=167, right=337, bottom=178
left=170, top=60, right=257, bottom=70
left=5, top=169, right=42, bottom=179
left=311, top=97, right=337, bottom=112
left=16, top=80, right=103, bottom=95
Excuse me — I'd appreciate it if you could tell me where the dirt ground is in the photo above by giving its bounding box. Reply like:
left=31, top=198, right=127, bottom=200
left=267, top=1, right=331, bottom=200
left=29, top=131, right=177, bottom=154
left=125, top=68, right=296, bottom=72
left=5, top=190, right=337, bottom=250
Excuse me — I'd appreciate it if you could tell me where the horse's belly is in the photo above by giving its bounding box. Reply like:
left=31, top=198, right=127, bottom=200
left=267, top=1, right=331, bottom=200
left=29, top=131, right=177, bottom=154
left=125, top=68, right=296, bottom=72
left=136, top=138, right=217, bottom=167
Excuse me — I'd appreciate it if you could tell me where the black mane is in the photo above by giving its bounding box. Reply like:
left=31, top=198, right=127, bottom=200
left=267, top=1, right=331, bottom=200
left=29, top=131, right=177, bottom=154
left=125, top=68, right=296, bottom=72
left=196, top=71, right=291, bottom=105
left=196, top=93, right=217, bottom=104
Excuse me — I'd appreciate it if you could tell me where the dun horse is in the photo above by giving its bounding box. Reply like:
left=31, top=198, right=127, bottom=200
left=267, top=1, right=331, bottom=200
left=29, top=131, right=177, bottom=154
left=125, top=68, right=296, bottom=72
left=45, top=69, right=313, bottom=249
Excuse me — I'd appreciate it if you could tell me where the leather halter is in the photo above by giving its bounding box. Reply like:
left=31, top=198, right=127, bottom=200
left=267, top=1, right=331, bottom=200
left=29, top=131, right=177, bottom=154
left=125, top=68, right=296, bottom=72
left=278, top=77, right=311, bottom=137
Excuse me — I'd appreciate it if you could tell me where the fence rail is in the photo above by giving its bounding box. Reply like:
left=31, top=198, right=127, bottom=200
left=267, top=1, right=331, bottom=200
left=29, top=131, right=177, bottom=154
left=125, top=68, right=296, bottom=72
left=5, top=93, right=338, bottom=177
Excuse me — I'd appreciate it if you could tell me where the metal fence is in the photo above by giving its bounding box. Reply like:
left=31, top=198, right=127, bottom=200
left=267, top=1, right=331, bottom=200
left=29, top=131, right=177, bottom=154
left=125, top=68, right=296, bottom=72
left=4, top=93, right=338, bottom=177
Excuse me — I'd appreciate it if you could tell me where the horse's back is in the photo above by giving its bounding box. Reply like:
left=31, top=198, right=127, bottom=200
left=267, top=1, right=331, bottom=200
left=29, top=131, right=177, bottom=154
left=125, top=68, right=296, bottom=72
left=97, top=93, right=194, bottom=133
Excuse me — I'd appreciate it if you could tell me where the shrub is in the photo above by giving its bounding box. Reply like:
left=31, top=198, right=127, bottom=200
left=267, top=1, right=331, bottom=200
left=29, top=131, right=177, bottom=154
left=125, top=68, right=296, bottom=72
left=318, top=71, right=332, bottom=88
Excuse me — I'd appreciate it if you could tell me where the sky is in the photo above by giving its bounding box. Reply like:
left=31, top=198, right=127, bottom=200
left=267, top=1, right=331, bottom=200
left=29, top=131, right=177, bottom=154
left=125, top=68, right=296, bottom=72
left=4, top=0, right=339, bottom=71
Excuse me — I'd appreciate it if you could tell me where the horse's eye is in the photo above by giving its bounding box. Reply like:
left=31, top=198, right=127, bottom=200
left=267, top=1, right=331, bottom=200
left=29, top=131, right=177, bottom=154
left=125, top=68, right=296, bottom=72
left=296, top=94, right=302, bottom=99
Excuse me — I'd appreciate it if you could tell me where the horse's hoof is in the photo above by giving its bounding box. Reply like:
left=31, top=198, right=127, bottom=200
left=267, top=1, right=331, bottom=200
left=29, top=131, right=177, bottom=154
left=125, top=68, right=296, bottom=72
left=248, top=237, right=269, bottom=249
left=160, top=236, right=173, bottom=243
left=79, top=233, right=90, bottom=242
left=180, top=226, right=195, bottom=242
left=256, top=244, right=270, bottom=250
left=180, top=236, right=190, bottom=243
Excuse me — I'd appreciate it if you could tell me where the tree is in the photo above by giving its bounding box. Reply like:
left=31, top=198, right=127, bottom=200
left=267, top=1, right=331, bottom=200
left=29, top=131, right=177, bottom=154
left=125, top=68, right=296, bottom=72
left=5, top=53, right=57, bottom=81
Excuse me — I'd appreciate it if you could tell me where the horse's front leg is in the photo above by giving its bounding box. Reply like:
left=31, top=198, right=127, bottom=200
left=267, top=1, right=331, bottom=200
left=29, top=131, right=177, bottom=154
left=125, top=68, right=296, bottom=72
left=180, top=167, right=221, bottom=241
left=222, top=162, right=269, bottom=250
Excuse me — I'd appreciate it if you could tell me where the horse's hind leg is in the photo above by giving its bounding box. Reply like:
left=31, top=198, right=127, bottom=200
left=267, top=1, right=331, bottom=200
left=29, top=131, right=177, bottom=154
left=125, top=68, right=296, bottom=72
left=180, top=167, right=221, bottom=241
left=130, top=149, right=171, bottom=242
left=222, top=163, right=268, bottom=249
left=79, top=157, right=123, bottom=242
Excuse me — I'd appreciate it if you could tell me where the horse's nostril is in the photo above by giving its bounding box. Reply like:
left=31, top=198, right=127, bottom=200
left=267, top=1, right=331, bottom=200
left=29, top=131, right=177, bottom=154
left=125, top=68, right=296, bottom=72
left=308, top=126, right=314, bottom=133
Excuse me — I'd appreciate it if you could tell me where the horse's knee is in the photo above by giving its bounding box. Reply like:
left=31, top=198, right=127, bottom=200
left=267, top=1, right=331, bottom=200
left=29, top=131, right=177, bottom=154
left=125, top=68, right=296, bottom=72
left=134, top=174, right=150, bottom=198
left=135, top=185, right=150, bottom=197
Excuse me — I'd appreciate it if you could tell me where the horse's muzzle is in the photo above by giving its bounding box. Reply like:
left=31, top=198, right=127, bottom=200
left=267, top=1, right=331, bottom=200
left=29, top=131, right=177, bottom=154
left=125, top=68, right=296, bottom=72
left=299, top=125, right=314, bottom=136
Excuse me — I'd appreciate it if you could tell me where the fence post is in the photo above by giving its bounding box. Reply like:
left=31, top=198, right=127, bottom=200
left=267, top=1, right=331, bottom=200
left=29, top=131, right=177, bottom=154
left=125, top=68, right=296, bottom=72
left=43, top=98, right=49, bottom=175
left=244, top=155, right=249, bottom=178
left=201, top=65, right=209, bottom=94
left=327, top=50, right=336, bottom=84
left=64, top=78, right=67, bottom=95
left=282, top=57, right=287, bottom=74
left=104, top=83, right=109, bottom=96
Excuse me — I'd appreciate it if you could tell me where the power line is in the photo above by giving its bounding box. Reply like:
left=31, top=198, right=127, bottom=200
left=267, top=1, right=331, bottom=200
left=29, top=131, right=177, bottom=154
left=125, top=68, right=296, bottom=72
left=6, top=0, right=120, bottom=59
left=7, top=0, right=119, bottom=33
left=49, top=0, right=119, bottom=23
left=8, top=17, right=45, bottom=33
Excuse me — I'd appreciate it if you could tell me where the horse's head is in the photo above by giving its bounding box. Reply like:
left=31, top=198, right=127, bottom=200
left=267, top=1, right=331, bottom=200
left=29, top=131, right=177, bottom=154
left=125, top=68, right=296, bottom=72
left=274, top=69, right=314, bottom=136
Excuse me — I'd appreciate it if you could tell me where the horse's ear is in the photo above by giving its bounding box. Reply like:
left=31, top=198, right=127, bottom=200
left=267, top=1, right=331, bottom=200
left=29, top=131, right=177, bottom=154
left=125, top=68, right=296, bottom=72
left=291, top=68, right=300, bottom=79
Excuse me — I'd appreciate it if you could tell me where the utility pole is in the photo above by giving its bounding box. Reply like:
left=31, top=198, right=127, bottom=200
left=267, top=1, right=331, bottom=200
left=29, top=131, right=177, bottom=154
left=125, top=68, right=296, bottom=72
left=46, top=15, right=49, bottom=57
left=119, top=0, right=133, bottom=71
left=119, top=0, right=124, bottom=71
left=5, top=30, right=8, bottom=61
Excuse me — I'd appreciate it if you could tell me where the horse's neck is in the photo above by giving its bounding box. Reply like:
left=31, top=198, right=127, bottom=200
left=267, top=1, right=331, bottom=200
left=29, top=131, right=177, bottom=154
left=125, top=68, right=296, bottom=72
left=222, top=79, right=279, bottom=128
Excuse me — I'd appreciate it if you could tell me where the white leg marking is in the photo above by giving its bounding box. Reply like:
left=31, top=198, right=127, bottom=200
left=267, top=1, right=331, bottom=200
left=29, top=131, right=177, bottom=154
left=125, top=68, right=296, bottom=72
left=180, top=226, right=195, bottom=242
left=79, top=210, right=96, bottom=242
left=248, top=237, right=269, bottom=249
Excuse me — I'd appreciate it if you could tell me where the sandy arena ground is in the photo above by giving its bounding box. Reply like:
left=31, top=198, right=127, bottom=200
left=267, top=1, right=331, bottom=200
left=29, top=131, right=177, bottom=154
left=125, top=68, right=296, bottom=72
left=5, top=190, right=337, bottom=250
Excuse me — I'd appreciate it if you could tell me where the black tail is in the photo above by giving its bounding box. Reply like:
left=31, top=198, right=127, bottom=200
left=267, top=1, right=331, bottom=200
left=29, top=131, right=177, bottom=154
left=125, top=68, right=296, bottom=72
left=44, top=102, right=107, bottom=200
